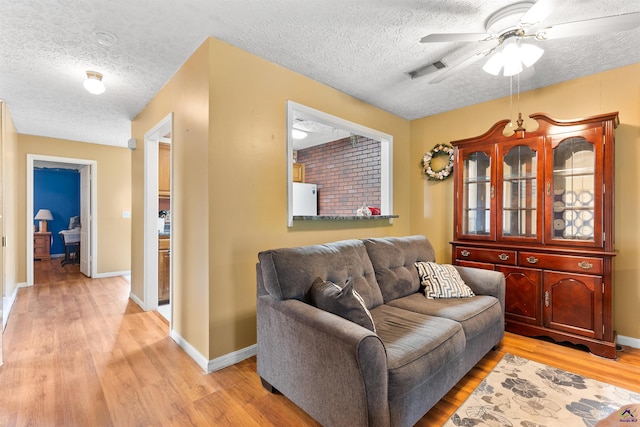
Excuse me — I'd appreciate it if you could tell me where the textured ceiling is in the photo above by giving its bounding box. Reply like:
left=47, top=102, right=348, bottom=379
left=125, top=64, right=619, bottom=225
left=1, top=0, right=639, bottom=147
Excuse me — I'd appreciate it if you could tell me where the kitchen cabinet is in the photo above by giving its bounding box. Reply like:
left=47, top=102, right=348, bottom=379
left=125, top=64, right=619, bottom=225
left=293, top=162, right=305, bottom=183
left=159, top=142, right=171, bottom=197
left=451, top=112, right=618, bottom=358
left=158, top=237, right=170, bottom=304
left=34, top=231, right=51, bottom=260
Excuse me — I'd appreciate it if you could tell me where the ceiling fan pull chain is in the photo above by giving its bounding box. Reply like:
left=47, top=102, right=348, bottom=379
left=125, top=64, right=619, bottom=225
left=517, top=73, right=521, bottom=117
left=509, top=75, right=513, bottom=128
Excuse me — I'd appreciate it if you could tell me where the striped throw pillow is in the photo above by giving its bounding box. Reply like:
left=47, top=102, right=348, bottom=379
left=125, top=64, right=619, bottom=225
left=414, top=262, right=475, bottom=299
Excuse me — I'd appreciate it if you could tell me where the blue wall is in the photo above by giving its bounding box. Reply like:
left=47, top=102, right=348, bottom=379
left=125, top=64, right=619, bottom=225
left=34, top=168, right=80, bottom=255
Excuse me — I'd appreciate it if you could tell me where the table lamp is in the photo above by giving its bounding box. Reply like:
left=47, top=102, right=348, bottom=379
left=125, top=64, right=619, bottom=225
left=35, top=209, right=53, bottom=232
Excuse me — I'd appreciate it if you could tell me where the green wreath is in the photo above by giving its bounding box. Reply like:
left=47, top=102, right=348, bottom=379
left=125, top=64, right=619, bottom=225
left=422, top=143, right=454, bottom=181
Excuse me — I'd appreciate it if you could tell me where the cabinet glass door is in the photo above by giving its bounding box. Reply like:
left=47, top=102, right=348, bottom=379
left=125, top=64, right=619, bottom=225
left=547, top=129, right=603, bottom=247
left=458, top=147, right=495, bottom=239
left=498, top=138, right=544, bottom=242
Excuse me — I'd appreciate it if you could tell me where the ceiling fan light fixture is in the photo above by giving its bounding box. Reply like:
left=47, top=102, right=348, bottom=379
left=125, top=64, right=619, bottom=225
left=503, top=58, right=523, bottom=77
left=482, top=40, right=543, bottom=77
left=502, top=43, right=523, bottom=76
left=482, top=52, right=504, bottom=76
left=84, top=71, right=105, bottom=95
left=519, top=43, right=544, bottom=67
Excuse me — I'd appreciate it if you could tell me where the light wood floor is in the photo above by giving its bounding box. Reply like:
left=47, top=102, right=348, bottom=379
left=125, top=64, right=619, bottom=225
left=2, top=260, right=639, bottom=426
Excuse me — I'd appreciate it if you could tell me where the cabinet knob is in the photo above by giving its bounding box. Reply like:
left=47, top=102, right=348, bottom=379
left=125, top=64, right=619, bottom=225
left=578, top=261, right=593, bottom=270
left=461, top=250, right=470, bottom=257
left=526, top=256, right=538, bottom=264
left=498, top=253, right=509, bottom=261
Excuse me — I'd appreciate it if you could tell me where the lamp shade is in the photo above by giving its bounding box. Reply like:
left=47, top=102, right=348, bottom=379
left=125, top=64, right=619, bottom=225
left=519, top=43, right=544, bottom=67
left=35, top=209, right=54, bottom=221
left=482, top=41, right=544, bottom=77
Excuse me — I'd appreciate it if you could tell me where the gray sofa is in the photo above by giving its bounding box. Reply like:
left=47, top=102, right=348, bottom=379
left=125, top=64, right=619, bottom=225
left=256, top=235, right=505, bottom=427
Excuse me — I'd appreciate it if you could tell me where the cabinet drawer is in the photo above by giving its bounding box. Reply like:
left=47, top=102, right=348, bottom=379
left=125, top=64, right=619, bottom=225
left=519, top=252, right=603, bottom=275
left=457, top=260, right=495, bottom=271
left=159, top=238, right=170, bottom=250
left=455, top=247, right=517, bottom=265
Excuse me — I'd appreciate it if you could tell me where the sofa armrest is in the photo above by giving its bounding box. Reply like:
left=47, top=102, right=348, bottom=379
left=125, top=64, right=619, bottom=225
left=257, top=295, right=390, bottom=427
left=454, top=266, right=506, bottom=314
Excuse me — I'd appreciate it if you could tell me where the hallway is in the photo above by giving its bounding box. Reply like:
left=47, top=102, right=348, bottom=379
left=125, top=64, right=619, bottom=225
left=33, top=257, right=81, bottom=285
left=0, top=261, right=312, bottom=426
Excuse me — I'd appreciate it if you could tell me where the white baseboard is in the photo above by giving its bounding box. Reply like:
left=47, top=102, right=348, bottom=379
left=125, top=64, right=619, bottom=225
left=18, top=281, right=31, bottom=288
left=93, top=270, right=131, bottom=279
left=128, top=292, right=145, bottom=310
left=168, top=329, right=256, bottom=373
left=207, top=344, right=257, bottom=373
left=2, top=285, right=20, bottom=331
left=125, top=293, right=255, bottom=373
left=170, top=329, right=209, bottom=372
left=617, top=334, right=640, bottom=349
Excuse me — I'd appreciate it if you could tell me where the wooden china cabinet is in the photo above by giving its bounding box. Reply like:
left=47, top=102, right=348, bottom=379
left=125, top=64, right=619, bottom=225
left=450, top=112, right=619, bottom=358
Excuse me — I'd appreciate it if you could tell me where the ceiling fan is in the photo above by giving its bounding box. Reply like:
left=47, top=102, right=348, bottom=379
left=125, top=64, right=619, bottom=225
left=415, top=0, right=640, bottom=83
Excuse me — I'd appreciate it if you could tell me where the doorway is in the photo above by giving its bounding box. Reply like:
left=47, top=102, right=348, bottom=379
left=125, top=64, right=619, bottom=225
left=26, top=155, right=97, bottom=286
left=143, top=113, right=173, bottom=323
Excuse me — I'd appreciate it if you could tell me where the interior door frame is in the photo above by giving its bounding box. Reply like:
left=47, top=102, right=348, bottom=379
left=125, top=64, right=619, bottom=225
left=79, top=165, right=91, bottom=276
left=26, top=155, right=97, bottom=286
left=143, top=113, right=172, bottom=317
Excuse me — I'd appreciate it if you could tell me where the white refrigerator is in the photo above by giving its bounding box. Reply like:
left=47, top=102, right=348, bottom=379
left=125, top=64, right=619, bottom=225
left=292, top=182, right=318, bottom=216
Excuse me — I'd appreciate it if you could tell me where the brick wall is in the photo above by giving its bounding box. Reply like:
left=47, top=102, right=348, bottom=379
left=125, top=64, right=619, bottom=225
left=297, top=135, right=381, bottom=216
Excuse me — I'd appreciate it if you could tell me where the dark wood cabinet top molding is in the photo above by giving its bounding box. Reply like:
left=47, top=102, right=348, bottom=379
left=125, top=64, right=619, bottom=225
left=451, top=112, right=619, bottom=147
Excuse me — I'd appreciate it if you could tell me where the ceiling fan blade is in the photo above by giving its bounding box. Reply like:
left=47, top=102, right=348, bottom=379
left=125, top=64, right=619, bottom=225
left=420, top=33, right=492, bottom=43
left=429, top=50, right=490, bottom=84
left=519, top=0, right=558, bottom=26
left=537, top=12, right=640, bottom=39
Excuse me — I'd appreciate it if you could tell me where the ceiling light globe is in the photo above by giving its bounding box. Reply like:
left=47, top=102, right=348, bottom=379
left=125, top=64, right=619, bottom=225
left=291, top=129, right=308, bottom=140
left=519, top=43, right=544, bottom=67
left=482, top=52, right=504, bottom=76
left=503, top=58, right=523, bottom=76
left=84, top=71, right=106, bottom=95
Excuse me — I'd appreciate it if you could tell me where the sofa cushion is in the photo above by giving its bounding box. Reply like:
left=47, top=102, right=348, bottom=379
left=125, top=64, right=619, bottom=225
left=363, top=235, right=436, bottom=303
left=415, top=261, right=475, bottom=299
left=309, top=277, right=376, bottom=332
left=387, top=293, right=502, bottom=340
left=258, top=239, right=384, bottom=309
left=370, top=304, right=465, bottom=399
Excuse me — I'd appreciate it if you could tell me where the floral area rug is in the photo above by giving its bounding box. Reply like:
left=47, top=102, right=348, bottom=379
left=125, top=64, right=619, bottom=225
left=444, top=353, right=640, bottom=427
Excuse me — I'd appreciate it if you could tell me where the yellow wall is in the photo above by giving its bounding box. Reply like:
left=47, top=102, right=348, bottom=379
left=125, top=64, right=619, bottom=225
left=1, top=101, right=19, bottom=305
left=410, top=63, right=640, bottom=340
left=206, top=39, right=411, bottom=359
left=16, top=135, right=132, bottom=280
left=131, top=40, right=211, bottom=357
left=131, top=37, right=411, bottom=361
